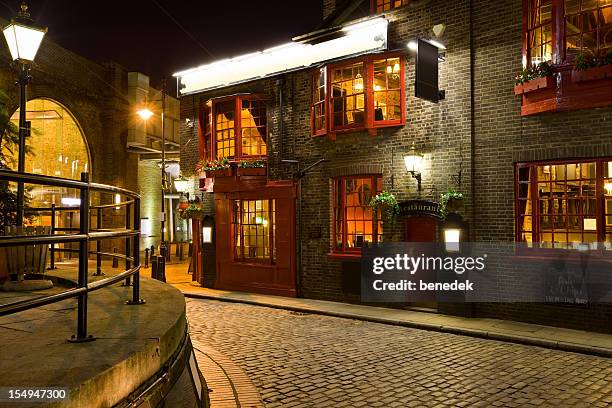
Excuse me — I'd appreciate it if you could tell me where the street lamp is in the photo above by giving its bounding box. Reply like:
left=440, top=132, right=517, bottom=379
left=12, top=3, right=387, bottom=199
left=2, top=2, right=47, bottom=226
left=173, top=174, right=189, bottom=194
left=136, top=79, right=169, bottom=259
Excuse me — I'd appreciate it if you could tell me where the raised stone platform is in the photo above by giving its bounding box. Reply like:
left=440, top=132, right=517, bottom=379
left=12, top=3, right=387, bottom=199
left=0, top=276, right=199, bottom=407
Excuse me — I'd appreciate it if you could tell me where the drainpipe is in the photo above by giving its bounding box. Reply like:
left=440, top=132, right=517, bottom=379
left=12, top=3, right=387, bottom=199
left=468, top=0, right=476, bottom=318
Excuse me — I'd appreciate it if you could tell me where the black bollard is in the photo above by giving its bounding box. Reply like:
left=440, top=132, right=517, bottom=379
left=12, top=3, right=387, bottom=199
left=144, top=248, right=149, bottom=269
left=151, top=256, right=158, bottom=280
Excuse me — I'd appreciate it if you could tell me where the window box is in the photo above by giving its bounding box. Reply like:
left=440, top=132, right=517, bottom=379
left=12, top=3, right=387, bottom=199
left=206, top=168, right=234, bottom=178
left=513, top=76, right=554, bottom=95
left=571, top=65, right=612, bottom=83
left=237, top=167, right=266, bottom=177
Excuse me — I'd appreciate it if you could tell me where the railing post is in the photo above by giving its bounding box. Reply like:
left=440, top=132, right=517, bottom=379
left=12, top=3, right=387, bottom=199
left=69, top=172, right=95, bottom=343
left=126, top=196, right=145, bottom=305
left=48, top=203, right=56, bottom=270
left=123, top=201, right=132, bottom=287
left=94, top=207, right=103, bottom=276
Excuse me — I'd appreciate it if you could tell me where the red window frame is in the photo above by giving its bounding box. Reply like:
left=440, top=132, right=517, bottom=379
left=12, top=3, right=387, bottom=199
left=332, top=175, right=383, bottom=254
left=370, top=0, right=412, bottom=14
left=522, top=0, right=612, bottom=66
left=232, top=198, right=276, bottom=264
left=310, top=53, right=406, bottom=137
left=515, top=157, right=612, bottom=252
left=198, top=94, right=268, bottom=162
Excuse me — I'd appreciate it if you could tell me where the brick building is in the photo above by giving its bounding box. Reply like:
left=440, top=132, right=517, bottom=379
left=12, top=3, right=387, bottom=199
left=177, top=0, right=612, bottom=333
left=0, top=19, right=180, bottom=252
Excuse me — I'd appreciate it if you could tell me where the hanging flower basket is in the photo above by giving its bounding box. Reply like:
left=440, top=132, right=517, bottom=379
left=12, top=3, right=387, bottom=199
left=178, top=203, right=206, bottom=220
left=439, top=189, right=464, bottom=219
left=369, top=191, right=400, bottom=226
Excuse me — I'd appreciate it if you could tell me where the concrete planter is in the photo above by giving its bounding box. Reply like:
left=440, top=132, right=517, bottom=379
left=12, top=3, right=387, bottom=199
left=571, top=65, right=612, bottom=83
left=1, top=225, right=53, bottom=290
left=514, top=76, right=554, bottom=95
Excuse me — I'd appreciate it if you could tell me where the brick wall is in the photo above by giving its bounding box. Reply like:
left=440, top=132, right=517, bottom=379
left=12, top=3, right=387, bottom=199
left=178, top=0, right=612, bottom=333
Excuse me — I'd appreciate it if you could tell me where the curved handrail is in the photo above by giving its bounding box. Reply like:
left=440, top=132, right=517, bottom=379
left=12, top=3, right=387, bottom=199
left=0, top=169, right=144, bottom=341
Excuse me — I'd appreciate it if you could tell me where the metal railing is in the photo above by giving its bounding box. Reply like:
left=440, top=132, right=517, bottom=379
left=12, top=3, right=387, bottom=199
left=0, top=170, right=144, bottom=343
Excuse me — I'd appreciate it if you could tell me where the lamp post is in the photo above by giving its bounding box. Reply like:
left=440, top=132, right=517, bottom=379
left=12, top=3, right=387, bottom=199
left=2, top=2, right=47, bottom=226
left=136, top=78, right=168, bottom=259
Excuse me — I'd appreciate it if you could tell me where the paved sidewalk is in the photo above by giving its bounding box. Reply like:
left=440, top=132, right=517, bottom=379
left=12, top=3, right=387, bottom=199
left=162, top=261, right=612, bottom=357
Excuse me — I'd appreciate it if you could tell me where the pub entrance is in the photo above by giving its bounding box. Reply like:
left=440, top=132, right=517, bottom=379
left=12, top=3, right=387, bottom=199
left=401, top=200, right=441, bottom=312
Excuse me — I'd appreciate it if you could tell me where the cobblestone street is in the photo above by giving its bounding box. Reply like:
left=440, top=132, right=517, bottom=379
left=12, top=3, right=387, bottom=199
left=187, top=299, right=612, bottom=407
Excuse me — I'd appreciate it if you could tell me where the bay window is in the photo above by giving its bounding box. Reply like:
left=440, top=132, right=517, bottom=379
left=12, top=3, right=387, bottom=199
left=200, top=95, right=267, bottom=161
left=311, top=54, right=405, bottom=136
left=526, top=0, right=553, bottom=65
left=565, top=0, right=612, bottom=60
left=233, top=199, right=276, bottom=263
left=516, top=158, right=612, bottom=250
left=333, top=175, right=383, bottom=253
left=523, top=0, right=612, bottom=65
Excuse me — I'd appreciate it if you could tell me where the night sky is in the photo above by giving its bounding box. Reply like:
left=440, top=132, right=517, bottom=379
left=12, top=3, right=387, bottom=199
left=0, top=0, right=323, bottom=88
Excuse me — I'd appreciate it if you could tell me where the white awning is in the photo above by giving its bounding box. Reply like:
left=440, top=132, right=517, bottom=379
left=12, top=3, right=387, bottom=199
left=173, top=17, right=389, bottom=95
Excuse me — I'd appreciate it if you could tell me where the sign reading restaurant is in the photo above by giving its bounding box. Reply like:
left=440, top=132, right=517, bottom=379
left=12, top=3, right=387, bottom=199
left=398, top=200, right=442, bottom=219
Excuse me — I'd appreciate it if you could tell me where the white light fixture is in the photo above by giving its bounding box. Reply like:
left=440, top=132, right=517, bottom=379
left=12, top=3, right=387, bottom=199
left=114, top=193, right=121, bottom=210
left=407, top=41, right=418, bottom=51
left=444, top=228, right=461, bottom=253
left=174, top=17, right=389, bottom=95
left=174, top=174, right=189, bottom=193
left=605, top=182, right=612, bottom=195
left=202, top=226, right=212, bottom=244
left=2, top=4, right=47, bottom=62
left=137, top=108, right=154, bottom=120
left=583, top=218, right=597, bottom=231
left=61, top=197, right=81, bottom=206
left=403, top=141, right=424, bottom=192
left=140, top=218, right=151, bottom=236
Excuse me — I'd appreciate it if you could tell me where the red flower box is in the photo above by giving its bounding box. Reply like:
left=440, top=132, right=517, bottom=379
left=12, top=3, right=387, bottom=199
left=514, top=76, right=554, bottom=95
left=571, top=65, right=612, bottom=83
left=206, top=168, right=233, bottom=178
left=237, top=167, right=266, bottom=177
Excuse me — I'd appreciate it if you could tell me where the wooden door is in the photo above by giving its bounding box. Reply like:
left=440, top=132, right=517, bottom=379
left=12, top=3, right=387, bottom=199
left=404, top=217, right=438, bottom=310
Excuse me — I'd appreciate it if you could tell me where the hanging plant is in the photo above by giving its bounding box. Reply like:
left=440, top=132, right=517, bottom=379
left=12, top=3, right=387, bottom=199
left=369, top=191, right=400, bottom=225
left=178, top=201, right=206, bottom=220
left=439, top=188, right=464, bottom=219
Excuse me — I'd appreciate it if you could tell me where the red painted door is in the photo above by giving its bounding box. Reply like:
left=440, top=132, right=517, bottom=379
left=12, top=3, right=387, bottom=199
left=405, top=217, right=437, bottom=242
left=404, top=217, right=438, bottom=310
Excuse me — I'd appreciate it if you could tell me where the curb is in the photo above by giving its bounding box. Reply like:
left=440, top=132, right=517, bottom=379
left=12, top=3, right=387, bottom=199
left=183, top=292, right=612, bottom=358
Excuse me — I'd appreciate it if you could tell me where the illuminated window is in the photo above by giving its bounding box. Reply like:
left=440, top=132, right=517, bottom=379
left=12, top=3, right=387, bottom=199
left=373, top=57, right=402, bottom=123
left=526, top=0, right=553, bottom=65
left=516, top=159, right=612, bottom=250
left=373, top=0, right=412, bottom=13
left=333, top=176, right=383, bottom=252
left=313, top=54, right=405, bottom=136
left=200, top=95, right=267, bottom=161
left=233, top=199, right=276, bottom=262
left=240, top=99, right=267, bottom=157
left=565, top=0, right=612, bottom=60
left=214, top=100, right=235, bottom=159
left=331, top=62, right=366, bottom=129
left=311, top=68, right=327, bottom=135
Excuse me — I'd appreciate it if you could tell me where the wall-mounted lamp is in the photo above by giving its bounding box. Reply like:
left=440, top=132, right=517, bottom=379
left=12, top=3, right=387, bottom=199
left=202, top=215, right=214, bottom=245
left=114, top=193, right=121, bottom=210
left=404, top=142, right=423, bottom=192
left=444, top=228, right=461, bottom=253
left=174, top=174, right=189, bottom=194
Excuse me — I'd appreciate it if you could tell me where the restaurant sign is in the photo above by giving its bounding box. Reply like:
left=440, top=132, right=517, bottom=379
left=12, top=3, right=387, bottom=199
left=398, top=200, right=442, bottom=219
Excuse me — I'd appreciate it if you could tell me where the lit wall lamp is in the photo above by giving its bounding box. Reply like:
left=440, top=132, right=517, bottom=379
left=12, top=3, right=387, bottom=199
left=444, top=228, right=461, bottom=253
left=404, top=141, right=424, bottom=192
left=202, top=215, right=214, bottom=244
